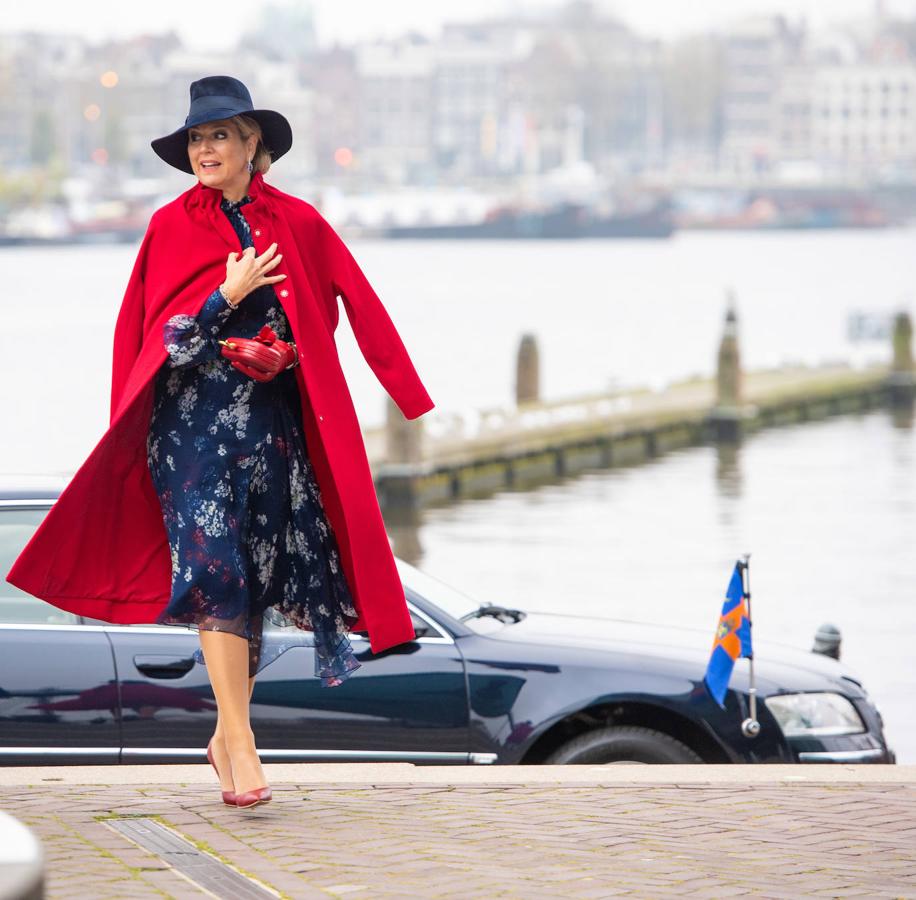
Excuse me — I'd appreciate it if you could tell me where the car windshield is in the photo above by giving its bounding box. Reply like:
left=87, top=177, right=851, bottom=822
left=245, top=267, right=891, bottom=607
left=395, top=558, right=480, bottom=621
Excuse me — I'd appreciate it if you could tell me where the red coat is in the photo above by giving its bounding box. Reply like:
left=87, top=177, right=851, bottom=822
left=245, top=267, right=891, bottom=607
left=5, top=170, right=434, bottom=654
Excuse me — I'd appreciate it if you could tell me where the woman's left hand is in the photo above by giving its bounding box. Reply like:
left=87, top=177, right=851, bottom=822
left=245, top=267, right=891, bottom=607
left=219, top=326, right=298, bottom=382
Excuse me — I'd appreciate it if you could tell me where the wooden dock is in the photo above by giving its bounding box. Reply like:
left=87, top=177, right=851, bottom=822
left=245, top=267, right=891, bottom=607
left=367, top=309, right=914, bottom=513
left=367, top=363, right=898, bottom=511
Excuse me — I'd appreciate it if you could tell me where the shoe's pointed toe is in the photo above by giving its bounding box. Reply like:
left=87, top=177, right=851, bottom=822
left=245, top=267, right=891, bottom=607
left=234, top=786, right=272, bottom=808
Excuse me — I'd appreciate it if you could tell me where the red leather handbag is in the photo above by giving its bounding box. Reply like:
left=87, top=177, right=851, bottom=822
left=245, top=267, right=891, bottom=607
left=219, top=325, right=298, bottom=382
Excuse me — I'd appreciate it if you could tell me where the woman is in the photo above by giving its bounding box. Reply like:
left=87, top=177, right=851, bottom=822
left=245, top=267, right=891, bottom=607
left=5, top=76, right=434, bottom=809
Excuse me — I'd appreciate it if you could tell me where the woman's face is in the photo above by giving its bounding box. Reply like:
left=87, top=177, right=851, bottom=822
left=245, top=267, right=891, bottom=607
left=187, top=120, right=258, bottom=196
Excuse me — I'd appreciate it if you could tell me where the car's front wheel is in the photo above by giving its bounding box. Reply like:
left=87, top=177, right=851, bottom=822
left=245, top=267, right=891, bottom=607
left=544, top=725, right=704, bottom=764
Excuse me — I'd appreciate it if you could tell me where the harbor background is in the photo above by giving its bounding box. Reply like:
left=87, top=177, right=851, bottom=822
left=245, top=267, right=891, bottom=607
left=2, top=225, right=911, bottom=456
left=3, top=7, right=916, bottom=899
left=1, top=0, right=915, bottom=766
left=1, top=226, right=914, bottom=762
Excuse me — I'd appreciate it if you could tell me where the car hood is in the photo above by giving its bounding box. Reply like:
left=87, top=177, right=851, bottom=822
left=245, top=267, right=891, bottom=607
left=474, top=611, right=867, bottom=696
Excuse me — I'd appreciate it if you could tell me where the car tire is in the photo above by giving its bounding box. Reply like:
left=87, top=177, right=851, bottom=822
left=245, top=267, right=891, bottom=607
left=543, top=725, right=704, bottom=764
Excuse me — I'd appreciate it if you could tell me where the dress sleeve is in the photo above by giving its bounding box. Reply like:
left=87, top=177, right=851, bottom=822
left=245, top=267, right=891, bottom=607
left=162, top=287, right=235, bottom=369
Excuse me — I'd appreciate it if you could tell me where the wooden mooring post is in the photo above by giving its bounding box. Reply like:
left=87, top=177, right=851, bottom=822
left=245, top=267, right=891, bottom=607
left=889, top=310, right=915, bottom=405
left=375, top=396, right=424, bottom=533
left=709, top=299, right=745, bottom=442
left=516, top=333, right=540, bottom=405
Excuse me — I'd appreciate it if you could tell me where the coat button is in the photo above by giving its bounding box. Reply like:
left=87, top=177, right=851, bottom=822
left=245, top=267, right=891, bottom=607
left=254, top=229, right=261, bottom=237
left=280, top=288, right=289, bottom=297
left=319, top=415, right=324, bottom=421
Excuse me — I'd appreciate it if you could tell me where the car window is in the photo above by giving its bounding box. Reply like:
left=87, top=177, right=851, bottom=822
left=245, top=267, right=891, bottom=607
left=0, top=508, right=485, bottom=631
left=0, top=506, right=79, bottom=625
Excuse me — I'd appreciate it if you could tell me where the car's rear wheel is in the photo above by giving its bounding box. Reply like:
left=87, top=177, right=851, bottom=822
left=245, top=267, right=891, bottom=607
left=543, top=725, right=704, bottom=764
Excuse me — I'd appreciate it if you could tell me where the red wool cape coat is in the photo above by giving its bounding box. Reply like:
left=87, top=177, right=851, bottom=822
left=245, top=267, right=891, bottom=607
left=5, top=170, right=434, bottom=654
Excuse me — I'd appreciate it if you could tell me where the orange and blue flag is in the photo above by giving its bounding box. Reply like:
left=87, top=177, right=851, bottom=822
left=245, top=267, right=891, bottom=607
left=703, top=562, right=753, bottom=709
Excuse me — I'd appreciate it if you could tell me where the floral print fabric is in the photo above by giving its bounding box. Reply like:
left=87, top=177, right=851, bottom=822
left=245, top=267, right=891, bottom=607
left=145, top=193, right=362, bottom=687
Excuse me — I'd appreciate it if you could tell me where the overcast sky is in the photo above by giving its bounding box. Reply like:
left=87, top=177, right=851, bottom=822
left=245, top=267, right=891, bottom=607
left=3, top=0, right=915, bottom=49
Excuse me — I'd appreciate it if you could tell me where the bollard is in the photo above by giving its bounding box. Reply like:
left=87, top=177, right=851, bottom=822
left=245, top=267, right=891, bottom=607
left=385, top=395, right=423, bottom=465
left=717, top=304, right=742, bottom=409
left=516, top=333, right=540, bottom=406
left=888, top=311, right=915, bottom=405
left=812, top=622, right=842, bottom=660
left=709, top=298, right=744, bottom=442
left=377, top=396, right=424, bottom=531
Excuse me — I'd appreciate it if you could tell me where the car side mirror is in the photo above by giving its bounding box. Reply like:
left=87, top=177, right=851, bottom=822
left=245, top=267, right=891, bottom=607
left=410, top=613, right=432, bottom=639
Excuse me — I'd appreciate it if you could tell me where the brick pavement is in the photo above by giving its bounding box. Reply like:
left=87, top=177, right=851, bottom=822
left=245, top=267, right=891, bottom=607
left=1, top=766, right=915, bottom=899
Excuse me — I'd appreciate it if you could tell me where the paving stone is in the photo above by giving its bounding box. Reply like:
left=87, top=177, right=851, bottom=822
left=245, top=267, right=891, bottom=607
left=2, top=778, right=916, bottom=898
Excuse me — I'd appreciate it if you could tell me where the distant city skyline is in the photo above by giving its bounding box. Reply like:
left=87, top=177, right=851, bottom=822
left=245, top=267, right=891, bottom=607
left=3, top=0, right=916, bottom=51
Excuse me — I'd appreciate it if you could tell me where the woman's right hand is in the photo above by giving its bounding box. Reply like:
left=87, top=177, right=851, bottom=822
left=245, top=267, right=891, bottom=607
left=220, top=243, right=287, bottom=306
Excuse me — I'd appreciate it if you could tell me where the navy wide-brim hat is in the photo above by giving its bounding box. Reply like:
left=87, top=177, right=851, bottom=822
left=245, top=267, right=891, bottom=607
left=151, top=75, right=293, bottom=174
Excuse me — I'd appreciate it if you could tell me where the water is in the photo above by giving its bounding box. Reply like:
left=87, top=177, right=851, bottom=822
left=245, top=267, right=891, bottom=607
left=1, top=227, right=913, bottom=469
left=412, top=409, right=916, bottom=764
left=1, top=226, right=914, bottom=760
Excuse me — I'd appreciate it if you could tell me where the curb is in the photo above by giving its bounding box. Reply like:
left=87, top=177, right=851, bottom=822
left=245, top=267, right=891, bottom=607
left=2, top=762, right=915, bottom=786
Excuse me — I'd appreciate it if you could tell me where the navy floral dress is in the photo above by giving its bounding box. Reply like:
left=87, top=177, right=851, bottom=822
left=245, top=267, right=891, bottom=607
left=145, top=193, right=362, bottom=687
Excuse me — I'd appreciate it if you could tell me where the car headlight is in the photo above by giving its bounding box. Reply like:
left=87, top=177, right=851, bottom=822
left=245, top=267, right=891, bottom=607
left=764, top=692, right=866, bottom=737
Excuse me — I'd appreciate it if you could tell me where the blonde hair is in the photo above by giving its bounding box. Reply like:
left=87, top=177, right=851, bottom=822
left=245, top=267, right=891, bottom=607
left=229, top=114, right=273, bottom=175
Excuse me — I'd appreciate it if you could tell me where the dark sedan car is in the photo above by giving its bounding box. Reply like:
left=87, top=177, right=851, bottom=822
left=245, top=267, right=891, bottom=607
left=0, top=477, right=895, bottom=766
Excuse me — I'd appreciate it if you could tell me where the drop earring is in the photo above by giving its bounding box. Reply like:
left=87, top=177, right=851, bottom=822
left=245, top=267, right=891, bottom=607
left=247, top=158, right=253, bottom=174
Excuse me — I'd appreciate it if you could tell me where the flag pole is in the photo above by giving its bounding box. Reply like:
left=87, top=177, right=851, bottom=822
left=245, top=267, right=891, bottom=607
left=740, top=553, right=761, bottom=738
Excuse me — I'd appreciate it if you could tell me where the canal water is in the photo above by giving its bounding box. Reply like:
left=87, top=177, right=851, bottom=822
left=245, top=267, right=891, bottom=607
left=411, top=408, right=916, bottom=764
left=1, top=225, right=914, bottom=760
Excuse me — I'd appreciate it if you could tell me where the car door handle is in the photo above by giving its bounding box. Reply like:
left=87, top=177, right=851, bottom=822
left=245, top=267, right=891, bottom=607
left=133, top=654, right=196, bottom=679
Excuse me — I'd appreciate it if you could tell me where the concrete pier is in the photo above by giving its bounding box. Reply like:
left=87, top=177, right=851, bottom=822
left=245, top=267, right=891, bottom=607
left=371, top=361, right=891, bottom=510
left=370, top=305, right=907, bottom=512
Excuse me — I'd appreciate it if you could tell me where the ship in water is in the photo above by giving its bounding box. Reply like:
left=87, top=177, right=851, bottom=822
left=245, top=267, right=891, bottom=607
left=382, top=197, right=674, bottom=240
left=0, top=198, right=150, bottom=247
left=671, top=186, right=894, bottom=230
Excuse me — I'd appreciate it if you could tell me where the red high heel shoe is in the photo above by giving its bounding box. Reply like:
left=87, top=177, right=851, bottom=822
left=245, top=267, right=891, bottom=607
left=206, top=739, right=237, bottom=806
left=234, top=785, right=272, bottom=809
